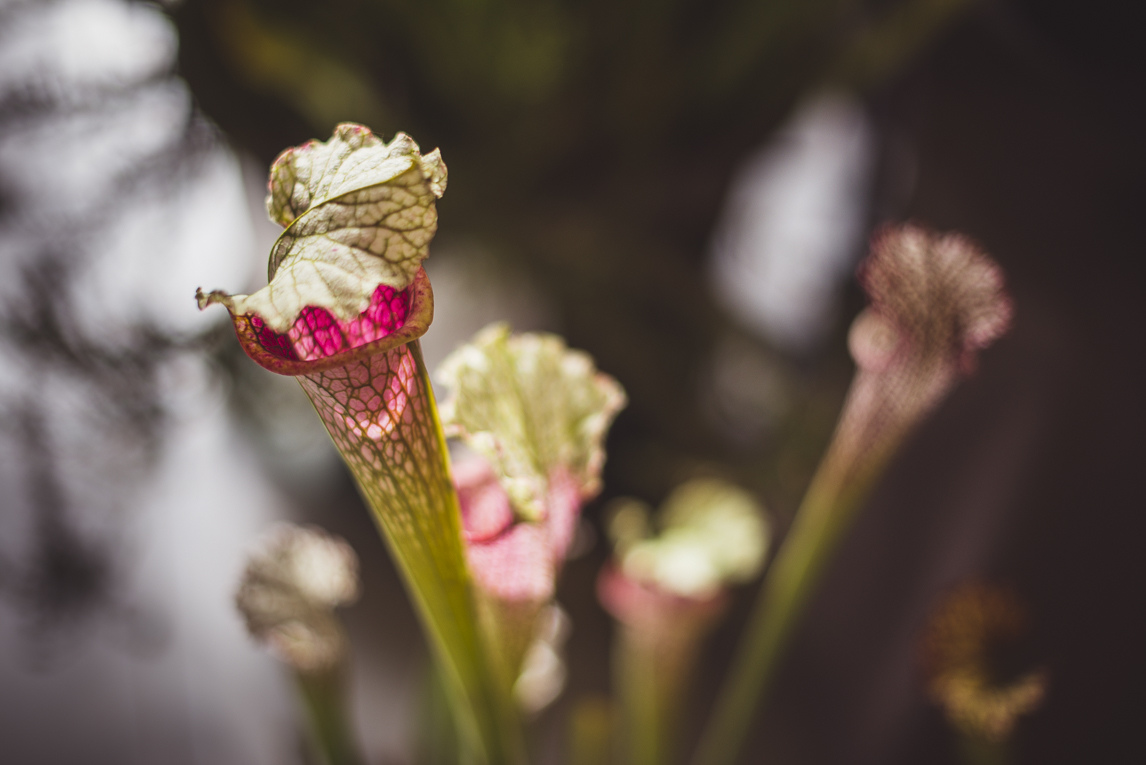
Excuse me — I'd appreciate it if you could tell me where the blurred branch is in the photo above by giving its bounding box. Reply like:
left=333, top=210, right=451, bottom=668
left=0, top=0, right=227, bottom=648
left=830, top=0, right=982, bottom=88
left=210, top=2, right=389, bottom=134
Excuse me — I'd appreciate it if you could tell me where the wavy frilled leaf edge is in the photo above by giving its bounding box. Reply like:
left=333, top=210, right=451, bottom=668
left=200, top=124, right=445, bottom=334
left=265, top=144, right=446, bottom=281
left=196, top=266, right=434, bottom=377
left=437, top=323, right=628, bottom=521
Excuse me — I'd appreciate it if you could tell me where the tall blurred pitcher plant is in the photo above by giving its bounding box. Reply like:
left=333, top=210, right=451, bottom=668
left=600, top=480, right=771, bottom=765
left=694, top=225, right=1013, bottom=765
left=236, top=524, right=366, bottom=765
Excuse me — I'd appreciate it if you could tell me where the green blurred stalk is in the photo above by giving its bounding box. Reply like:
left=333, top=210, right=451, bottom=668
left=569, top=696, right=613, bottom=765
left=691, top=349, right=941, bottom=765
left=693, top=221, right=1013, bottom=765
left=600, top=567, right=725, bottom=765
left=616, top=624, right=695, bottom=765
left=959, top=735, right=1009, bottom=765
left=689, top=454, right=886, bottom=765
left=418, top=658, right=464, bottom=765
left=296, top=664, right=365, bottom=765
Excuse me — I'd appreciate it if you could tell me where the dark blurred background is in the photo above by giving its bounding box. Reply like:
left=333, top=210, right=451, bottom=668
left=0, top=0, right=1142, bottom=763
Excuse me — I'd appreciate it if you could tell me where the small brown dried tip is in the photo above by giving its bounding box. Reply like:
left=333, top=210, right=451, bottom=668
left=922, top=581, right=1048, bottom=743
left=235, top=524, right=360, bottom=673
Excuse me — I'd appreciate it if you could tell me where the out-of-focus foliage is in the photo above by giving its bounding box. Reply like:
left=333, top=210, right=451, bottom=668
left=608, top=479, right=769, bottom=598
left=236, top=523, right=360, bottom=673
left=921, top=581, right=1047, bottom=745
left=0, top=0, right=227, bottom=649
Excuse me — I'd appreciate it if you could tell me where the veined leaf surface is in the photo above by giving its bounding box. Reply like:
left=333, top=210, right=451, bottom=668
left=437, top=323, right=626, bottom=523
left=199, top=124, right=446, bottom=333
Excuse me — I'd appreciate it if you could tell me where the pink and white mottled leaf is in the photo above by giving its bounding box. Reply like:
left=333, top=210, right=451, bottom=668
left=437, top=323, right=626, bottom=523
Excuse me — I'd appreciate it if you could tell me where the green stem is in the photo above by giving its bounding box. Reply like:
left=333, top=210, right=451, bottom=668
left=959, top=734, right=1010, bottom=765
left=409, top=340, right=529, bottom=765
left=604, top=575, right=722, bottom=765
left=690, top=339, right=957, bottom=765
left=568, top=697, right=613, bottom=765
left=690, top=229, right=1003, bottom=764
left=617, top=626, right=690, bottom=765
left=296, top=665, right=365, bottom=765
left=418, top=658, right=463, bottom=765
left=690, top=435, right=892, bottom=765
left=297, top=340, right=526, bottom=765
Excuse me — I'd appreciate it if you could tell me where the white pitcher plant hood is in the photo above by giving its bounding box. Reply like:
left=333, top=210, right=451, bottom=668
left=829, top=223, right=1014, bottom=489
left=235, top=524, right=360, bottom=673
left=199, top=124, right=445, bottom=333
left=608, top=479, right=770, bottom=599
